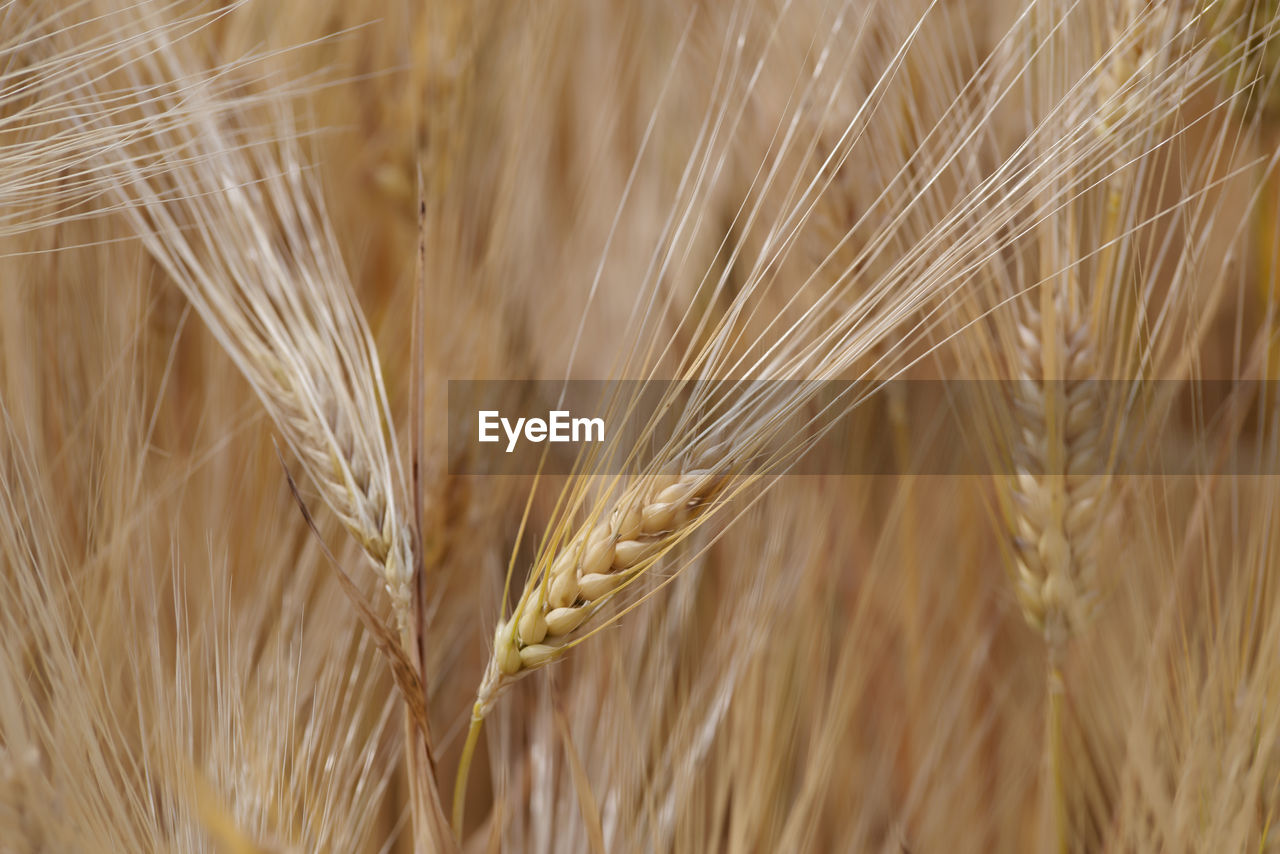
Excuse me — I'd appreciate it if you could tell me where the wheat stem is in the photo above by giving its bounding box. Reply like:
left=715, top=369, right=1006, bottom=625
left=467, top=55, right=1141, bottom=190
left=452, top=703, right=487, bottom=840
left=1048, top=655, right=1068, bottom=854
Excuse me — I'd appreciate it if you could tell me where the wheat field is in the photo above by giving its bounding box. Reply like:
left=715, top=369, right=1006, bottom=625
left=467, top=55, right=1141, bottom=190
left=3, top=0, right=1280, bottom=851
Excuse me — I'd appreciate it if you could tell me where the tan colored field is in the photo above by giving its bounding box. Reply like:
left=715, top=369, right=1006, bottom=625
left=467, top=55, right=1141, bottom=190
left=3, top=1, right=1280, bottom=851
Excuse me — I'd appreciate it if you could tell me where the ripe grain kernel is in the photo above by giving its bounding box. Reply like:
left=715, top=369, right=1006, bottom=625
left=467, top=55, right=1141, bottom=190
left=545, top=606, right=590, bottom=636
left=587, top=523, right=612, bottom=549
left=518, top=604, right=548, bottom=645
left=648, top=473, right=680, bottom=495
left=548, top=568, right=579, bottom=608
left=579, top=571, right=626, bottom=600
left=550, top=543, right=579, bottom=580
left=655, top=481, right=697, bottom=506
left=496, top=632, right=522, bottom=676
left=613, top=538, right=660, bottom=568
left=518, top=644, right=558, bottom=668
left=612, top=505, right=643, bottom=540
left=580, top=537, right=615, bottom=576
left=641, top=501, right=678, bottom=533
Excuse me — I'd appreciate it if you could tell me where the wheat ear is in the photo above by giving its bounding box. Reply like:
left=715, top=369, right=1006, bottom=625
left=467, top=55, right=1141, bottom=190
left=1008, top=292, right=1107, bottom=652
left=1000, top=5, right=1207, bottom=846
left=47, top=1, right=416, bottom=624
left=495, top=468, right=726, bottom=678
left=49, top=5, right=459, bottom=848
left=1006, top=0, right=1161, bottom=646
left=452, top=461, right=729, bottom=832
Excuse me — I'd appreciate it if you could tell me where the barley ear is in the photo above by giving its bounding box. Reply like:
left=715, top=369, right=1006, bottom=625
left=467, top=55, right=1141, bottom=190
left=51, top=10, right=419, bottom=626
left=452, top=464, right=726, bottom=836
left=1007, top=292, right=1108, bottom=651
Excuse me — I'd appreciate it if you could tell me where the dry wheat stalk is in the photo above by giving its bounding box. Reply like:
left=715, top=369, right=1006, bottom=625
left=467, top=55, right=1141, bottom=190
left=1001, top=0, right=1204, bottom=653
left=40, top=0, right=417, bottom=624
left=0, top=382, right=405, bottom=851
left=36, top=5, right=459, bottom=849
left=145, top=152, right=416, bottom=623
left=992, top=4, right=1250, bottom=848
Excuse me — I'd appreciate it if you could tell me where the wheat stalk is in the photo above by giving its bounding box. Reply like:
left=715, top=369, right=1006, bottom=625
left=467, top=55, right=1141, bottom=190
left=986, top=3, right=1272, bottom=847
left=991, top=0, right=1235, bottom=660
left=19, top=4, right=460, bottom=849
left=37, top=0, right=417, bottom=625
